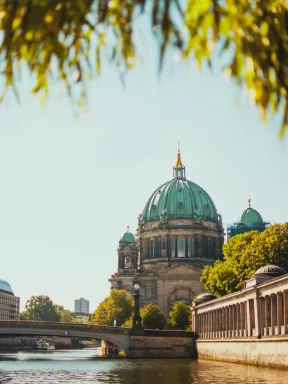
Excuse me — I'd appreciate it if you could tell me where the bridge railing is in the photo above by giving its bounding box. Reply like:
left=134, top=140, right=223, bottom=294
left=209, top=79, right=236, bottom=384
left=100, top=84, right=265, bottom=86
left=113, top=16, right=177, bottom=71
left=0, top=320, right=130, bottom=334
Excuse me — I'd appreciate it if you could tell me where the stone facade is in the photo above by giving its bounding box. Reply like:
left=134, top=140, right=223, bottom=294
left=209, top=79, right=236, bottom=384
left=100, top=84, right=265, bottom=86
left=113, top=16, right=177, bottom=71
left=109, top=151, right=224, bottom=318
left=191, top=267, right=288, bottom=368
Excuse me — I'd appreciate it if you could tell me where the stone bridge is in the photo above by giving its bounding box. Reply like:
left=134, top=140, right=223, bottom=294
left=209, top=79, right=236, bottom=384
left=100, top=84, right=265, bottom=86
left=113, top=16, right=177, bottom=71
left=0, top=321, right=196, bottom=358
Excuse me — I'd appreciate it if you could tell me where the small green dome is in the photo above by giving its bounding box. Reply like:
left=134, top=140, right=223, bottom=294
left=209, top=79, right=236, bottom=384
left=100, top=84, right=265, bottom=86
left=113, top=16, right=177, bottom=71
left=142, top=178, right=219, bottom=223
left=241, top=207, right=263, bottom=224
left=120, top=228, right=136, bottom=243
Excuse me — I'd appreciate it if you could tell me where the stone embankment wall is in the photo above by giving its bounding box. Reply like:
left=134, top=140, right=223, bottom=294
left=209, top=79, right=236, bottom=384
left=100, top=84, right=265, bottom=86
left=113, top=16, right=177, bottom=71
left=101, top=330, right=197, bottom=358
left=128, top=335, right=196, bottom=358
left=196, top=339, right=288, bottom=368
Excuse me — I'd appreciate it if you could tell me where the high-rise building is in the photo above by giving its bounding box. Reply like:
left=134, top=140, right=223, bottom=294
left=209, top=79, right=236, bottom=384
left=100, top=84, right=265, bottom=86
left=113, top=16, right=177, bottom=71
left=0, top=279, right=20, bottom=320
left=74, top=297, right=89, bottom=314
left=109, top=150, right=224, bottom=318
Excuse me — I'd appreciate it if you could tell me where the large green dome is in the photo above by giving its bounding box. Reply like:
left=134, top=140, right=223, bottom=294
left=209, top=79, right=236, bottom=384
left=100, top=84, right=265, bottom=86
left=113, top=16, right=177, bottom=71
left=141, top=152, right=219, bottom=224
left=142, top=179, right=219, bottom=223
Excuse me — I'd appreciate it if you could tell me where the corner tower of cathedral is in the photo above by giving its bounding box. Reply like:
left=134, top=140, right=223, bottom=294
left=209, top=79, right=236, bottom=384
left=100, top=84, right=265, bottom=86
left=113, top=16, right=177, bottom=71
left=109, top=151, right=224, bottom=318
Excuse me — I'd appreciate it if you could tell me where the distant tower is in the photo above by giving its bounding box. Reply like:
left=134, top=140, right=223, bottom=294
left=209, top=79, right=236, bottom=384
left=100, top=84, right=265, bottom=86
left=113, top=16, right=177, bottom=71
left=74, top=297, right=89, bottom=314
left=117, top=226, right=138, bottom=274
left=227, top=198, right=269, bottom=239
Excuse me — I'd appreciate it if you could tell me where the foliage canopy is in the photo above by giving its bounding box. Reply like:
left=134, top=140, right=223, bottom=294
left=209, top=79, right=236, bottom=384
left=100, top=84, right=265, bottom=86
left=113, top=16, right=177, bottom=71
left=21, top=295, right=61, bottom=322
left=90, top=289, right=133, bottom=327
left=0, top=1, right=288, bottom=135
left=168, top=301, right=191, bottom=330
left=201, top=223, right=288, bottom=297
left=122, top=303, right=166, bottom=329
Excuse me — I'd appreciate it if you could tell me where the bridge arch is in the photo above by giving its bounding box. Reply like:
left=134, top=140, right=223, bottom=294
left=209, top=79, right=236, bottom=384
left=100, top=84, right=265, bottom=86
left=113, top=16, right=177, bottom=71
left=0, top=321, right=131, bottom=355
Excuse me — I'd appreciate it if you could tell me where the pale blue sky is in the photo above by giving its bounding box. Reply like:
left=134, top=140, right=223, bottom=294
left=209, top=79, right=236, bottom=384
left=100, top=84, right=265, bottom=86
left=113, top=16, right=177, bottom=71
left=0, top=33, right=287, bottom=312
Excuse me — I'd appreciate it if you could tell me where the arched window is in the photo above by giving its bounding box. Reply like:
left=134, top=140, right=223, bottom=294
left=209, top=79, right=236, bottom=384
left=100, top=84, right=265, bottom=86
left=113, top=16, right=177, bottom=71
left=124, top=256, right=131, bottom=268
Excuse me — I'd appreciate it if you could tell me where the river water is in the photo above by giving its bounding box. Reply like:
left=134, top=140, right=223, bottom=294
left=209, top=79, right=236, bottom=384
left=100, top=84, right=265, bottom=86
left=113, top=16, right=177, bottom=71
left=0, top=348, right=287, bottom=383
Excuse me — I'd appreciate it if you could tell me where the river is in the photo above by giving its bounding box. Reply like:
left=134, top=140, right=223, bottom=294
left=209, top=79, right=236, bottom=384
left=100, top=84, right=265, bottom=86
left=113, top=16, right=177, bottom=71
left=0, top=348, right=287, bottom=383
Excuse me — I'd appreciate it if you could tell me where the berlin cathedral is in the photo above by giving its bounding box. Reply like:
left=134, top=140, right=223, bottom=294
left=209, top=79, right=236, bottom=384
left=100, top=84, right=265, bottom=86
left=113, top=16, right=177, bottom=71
left=109, top=151, right=267, bottom=318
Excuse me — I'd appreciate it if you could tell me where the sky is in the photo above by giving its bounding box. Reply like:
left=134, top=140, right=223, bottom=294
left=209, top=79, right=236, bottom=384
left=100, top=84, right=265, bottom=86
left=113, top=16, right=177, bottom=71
left=0, top=28, right=287, bottom=313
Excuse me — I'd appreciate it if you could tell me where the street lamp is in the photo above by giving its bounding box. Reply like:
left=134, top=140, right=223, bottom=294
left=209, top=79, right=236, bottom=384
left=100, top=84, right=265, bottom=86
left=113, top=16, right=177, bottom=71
left=132, top=284, right=143, bottom=330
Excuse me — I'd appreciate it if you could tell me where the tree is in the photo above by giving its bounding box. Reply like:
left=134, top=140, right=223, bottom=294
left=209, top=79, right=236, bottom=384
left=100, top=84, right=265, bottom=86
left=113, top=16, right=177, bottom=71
left=0, top=1, right=287, bottom=136
left=90, top=289, right=133, bottom=327
left=168, top=301, right=191, bottom=330
left=21, top=295, right=61, bottom=322
left=141, top=304, right=165, bottom=329
left=60, top=309, right=77, bottom=323
left=201, top=223, right=288, bottom=297
left=122, top=304, right=166, bottom=329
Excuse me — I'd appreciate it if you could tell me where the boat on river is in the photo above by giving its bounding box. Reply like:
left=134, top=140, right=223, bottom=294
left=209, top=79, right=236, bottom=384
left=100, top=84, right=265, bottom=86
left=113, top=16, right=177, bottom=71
left=36, top=340, right=55, bottom=351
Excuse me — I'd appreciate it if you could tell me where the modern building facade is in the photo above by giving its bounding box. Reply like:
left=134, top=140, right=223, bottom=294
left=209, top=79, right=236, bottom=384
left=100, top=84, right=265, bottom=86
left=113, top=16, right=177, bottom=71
left=109, top=151, right=224, bottom=317
left=0, top=279, right=20, bottom=320
left=227, top=199, right=269, bottom=239
left=74, top=297, right=89, bottom=314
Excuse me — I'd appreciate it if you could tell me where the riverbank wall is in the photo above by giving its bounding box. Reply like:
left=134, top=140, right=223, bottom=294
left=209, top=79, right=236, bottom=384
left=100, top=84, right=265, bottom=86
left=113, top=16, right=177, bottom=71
left=196, top=338, right=288, bottom=368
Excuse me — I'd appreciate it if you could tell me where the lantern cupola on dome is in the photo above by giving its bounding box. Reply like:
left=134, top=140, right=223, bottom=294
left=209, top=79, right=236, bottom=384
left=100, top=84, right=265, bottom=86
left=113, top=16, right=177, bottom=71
left=173, top=148, right=186, bottom=179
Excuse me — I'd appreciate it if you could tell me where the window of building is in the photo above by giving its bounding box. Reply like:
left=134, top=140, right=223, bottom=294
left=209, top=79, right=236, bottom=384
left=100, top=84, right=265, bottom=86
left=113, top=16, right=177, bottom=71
left=124, top=256, right=131, bottom=268
left=161, top=240, right=166, bottom=249
left=178, top=238, right=185, bottom=258
left=145, top=287, right=152, bottom=299
left=187, top=237, right=192, bottom=257
left=150, top=239, right=154, bottom=258
left=171, top=238, right=176, bottom=257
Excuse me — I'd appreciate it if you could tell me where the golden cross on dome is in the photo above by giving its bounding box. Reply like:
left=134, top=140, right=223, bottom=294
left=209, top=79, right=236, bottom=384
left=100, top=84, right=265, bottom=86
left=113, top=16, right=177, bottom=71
left=248, top=197, right=251, bottom=208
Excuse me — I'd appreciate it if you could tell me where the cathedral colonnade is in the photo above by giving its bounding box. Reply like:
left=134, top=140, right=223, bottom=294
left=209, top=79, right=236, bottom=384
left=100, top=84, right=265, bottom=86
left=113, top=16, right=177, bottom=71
left=192, top=270, right=288, bottom=339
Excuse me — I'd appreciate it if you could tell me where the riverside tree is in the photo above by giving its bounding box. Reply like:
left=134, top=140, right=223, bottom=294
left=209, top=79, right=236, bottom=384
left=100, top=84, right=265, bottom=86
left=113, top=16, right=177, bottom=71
left=21, top=295, right=61, bottom=322
left=90, top=289, right=133, bottom=327
left=21, top=296, right=77, bottom=322
left=168, top=301, right=191, bottom=330
left=122, top=303, right=166, bottom=329
left=201, top=223, right=288, bottom=297
left=0, top=1, right=287, bottom=136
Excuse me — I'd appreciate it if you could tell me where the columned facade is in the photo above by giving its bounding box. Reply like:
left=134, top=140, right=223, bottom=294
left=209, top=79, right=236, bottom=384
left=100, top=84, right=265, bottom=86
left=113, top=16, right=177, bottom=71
left=192, top=266, right=288, bottom=339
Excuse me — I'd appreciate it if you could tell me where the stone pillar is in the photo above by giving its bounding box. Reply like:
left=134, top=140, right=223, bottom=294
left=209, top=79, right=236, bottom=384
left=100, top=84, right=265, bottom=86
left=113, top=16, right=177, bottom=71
left=228, top=306, right=232, bottom=337
left=218, top=309, right=221, bottom=338
left=246, top=300, right=251, bottom=337
left=225, top=306, right=229, bottom=337
left=264, top=296, right=269, bottom=336
left=253, top=295, right=261, bottom=337
left=271, top=294, right=277, bottom=335
left=236, top=304, right=239, bottom=337
left=283, top=291, right=288, bottom=335
left=277, top=293, right=284, bottom=335
left=209, top=311, right=212, bottom=338
left=239, top=303, right=243, bottom=337
left=259, top=297, right=265, bottom=337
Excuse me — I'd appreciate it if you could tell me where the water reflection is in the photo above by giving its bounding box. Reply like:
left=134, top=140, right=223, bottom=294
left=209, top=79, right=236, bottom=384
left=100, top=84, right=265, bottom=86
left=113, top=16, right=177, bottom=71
left=0, top=349, right=286, bottom=384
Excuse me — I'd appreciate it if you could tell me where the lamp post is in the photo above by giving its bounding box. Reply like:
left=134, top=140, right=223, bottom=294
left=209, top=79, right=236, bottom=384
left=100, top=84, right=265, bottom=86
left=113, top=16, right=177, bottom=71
left=132, top=284, right=143, bottom=330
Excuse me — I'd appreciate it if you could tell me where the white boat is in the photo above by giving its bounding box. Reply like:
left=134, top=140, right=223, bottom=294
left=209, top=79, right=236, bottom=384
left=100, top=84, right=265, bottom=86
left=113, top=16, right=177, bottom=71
left=37, top=341, right=55, bottom=350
